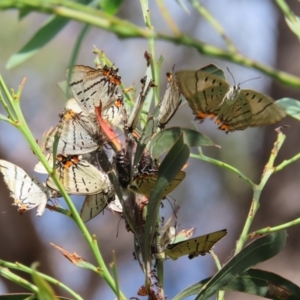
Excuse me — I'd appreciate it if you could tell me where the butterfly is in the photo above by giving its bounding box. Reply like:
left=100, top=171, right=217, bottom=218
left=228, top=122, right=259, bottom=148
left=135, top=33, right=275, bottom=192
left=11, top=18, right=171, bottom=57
left=42, top=103, right=102, bottom=156
left=176, top=64, right=287, bottom=132
left=130, top=169, right=186, bottom=199
left=157, top=69, right=182, bottom=128
left=80, top=188, right=115, bottom=222
left=46, top=155, right=110, bottom=195
left=67, top=65, right=123, bottom=116
left=0, top=160, right=49, bottom=216
left=165, top=229, right=227, bottom=260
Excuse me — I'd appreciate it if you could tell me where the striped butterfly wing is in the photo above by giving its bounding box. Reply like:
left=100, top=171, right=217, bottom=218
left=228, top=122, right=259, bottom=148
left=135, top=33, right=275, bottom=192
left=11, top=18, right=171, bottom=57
left=67, top=65, right=121, bottom=115
left=176, top=70, right=230, bottom=120
left=0, top=160, right=49, bottom=216
left=130, top=170, right=186, bottom=198
left=67, top=65, right=95, bottom=115
left=102, top=98, right=124, bottom=128
left=80, top=188, right=115, bottom=222
left=82, top=67, right=121, bottom=111
left=43, top=110, right=101, bottom=155
left=157, top=70, right=182, bottom=128
left=46, top=155, right=110, bottom=195
left=215, top=89, right=253, bottom=132
left=241, top=90, right=287, bottom=127
left=165, top=229, right=227, bottom=260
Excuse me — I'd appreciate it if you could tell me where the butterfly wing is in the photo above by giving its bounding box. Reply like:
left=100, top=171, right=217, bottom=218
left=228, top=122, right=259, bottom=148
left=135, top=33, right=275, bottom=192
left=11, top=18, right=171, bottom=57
left=80, top=189, right=115, bottom=222
left=102, top=100, right=124, bottom=128
left=157, top=71, right=182, bottom=127
left=43, top=110, right=100, bottom=155
left=165, top=229, right=227, bottom=260
left=241, top=90, right=287, bottom=127
left=216, top=90, right=253, bottom=132
left=176, top=70, right=230, bottom=120
left=67, top=65, right=95, bottom=114
left=130, top=170, right=186, bottom=198
left=46, top=156, right=110, bottom=195
left=0, top=160, right=49, bottom=216
left=82, top=68, right=121, bottom=111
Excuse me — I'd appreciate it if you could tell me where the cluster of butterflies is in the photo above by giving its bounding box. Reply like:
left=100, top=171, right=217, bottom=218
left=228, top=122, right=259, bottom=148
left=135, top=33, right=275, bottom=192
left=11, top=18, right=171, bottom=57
left=0, top=62, right=287, bottom=260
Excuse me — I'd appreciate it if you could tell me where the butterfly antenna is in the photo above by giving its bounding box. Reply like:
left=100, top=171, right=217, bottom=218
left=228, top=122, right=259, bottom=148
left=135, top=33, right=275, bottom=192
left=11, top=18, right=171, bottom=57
left=116, top=216, right=123, bottom=238
left=226, top=67, right=236, bottom=86
left=239, top=76, right=262, bottom=86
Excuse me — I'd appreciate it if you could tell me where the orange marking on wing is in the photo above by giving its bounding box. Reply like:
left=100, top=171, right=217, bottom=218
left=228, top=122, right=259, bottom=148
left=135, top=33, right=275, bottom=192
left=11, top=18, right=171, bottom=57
left=72, top=156, right=80, bottom=163
left=63, top=110, right=77, bottom=121
left=197, top=112, right=209, bottom=119
left=219, top=123, right=230, bottom=132
left=115, top=98, right=123, bottom=107
left=215, top=118, right=222, bottom=125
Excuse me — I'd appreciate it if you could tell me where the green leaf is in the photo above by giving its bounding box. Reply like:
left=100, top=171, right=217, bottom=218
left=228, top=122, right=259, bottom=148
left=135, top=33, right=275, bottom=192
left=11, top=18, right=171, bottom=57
left=99, top=0, right=124, bottom=15
left=143, top=134, right=190, bottom=267
left=31, top=264, right=57, bottom=300
left=276, top=98, right=300, bottom=121
left=174, top=269, right=300, bottom=300
left=226, top=269, right=300, bottom=299
left=6, top=16, right=69, bottom=69
left=18, top=8, right=32, bottom=19
left=149, top=127, right=215, bottom=159
left=195, top=231, right=286, bottom=300
left=286, top=15, right=300, bottom=41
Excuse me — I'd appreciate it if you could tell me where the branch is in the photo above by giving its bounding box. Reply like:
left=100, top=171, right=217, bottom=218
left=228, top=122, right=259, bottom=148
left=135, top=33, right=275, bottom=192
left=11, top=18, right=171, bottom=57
left=1, top=0, right=300, bottom=87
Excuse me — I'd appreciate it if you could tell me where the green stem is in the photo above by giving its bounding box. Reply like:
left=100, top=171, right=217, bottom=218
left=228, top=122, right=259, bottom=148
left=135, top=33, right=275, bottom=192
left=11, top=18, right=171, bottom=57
left=275, top=0, right=296, bottom=21
left=0, top=75, right=126, bottom=299
left=191, top=149, right=255, bottom=187
left=0, top=266, right=38, bottom=293
left=210, top=250, right=225, bottom=300
left=274, top=152, right=300, bottom=172
left=249, top=216, right=300, bottom=237
left=235, top=131, right=286, bottom=254
left=0, top=260, right=83, bottom=299
left=189, top=0, right=237, bottom=53
left=2, top=0, right=300, bottom=87
left=140, top=0, right=160, bottom=104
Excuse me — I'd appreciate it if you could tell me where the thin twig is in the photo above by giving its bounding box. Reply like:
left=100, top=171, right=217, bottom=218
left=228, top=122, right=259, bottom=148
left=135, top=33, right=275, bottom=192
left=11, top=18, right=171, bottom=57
left=234, top=130, right=286, bottom=254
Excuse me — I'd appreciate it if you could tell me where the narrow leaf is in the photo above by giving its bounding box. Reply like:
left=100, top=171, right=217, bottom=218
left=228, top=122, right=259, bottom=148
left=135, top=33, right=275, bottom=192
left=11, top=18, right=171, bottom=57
left=286, top=15, right=300, bottom=41
left=174, top=269, right=300, bottom=300
left=196, top=231, right=286, bottom=300
left=32, top=264, right=57, bottom=300
left=100, top=0, right=124, bottom=15
left=6, top=16, right=69, bottom=69
left=149, top=127, right=215, bottom=159
left=143, top=134, right=189, bottom=266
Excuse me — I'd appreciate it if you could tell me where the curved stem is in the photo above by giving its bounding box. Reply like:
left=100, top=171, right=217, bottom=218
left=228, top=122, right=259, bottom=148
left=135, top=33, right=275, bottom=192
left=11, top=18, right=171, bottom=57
left=1, top=0, right=300, bottom=87
left=0, top=75, right=126, bottom=300
left=235, top=130, right=286, bottom=254
left=191, top=150, right=255, bottom=187
left=0, top=260, right=83, bottom=300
